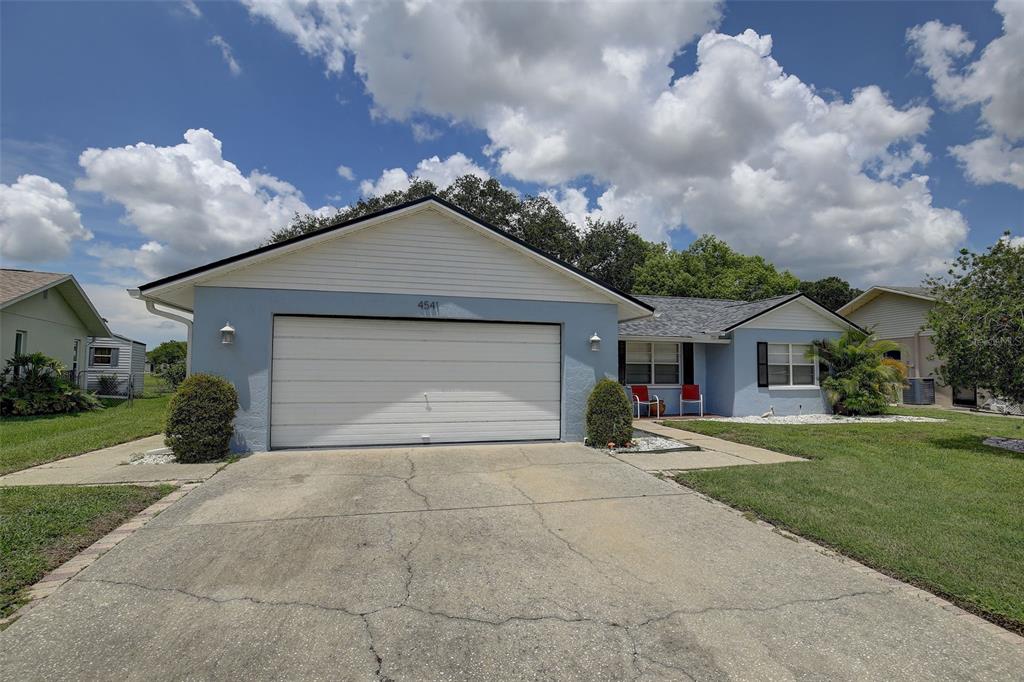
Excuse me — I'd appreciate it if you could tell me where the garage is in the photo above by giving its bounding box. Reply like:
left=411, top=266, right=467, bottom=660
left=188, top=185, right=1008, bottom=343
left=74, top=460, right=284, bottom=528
left=270, top=316, right=562, bottom=447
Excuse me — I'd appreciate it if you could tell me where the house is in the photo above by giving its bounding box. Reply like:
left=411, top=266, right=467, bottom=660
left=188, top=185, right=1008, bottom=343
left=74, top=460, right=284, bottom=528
left=619, top=293, right=863, bottom=417
left=133, top=196, right=654, bottom=451
left=0, top=269, right=110, bottom=381
left=85, top=334, right=146, bottom=397
left=838, top=286, right=970, bottom=407
left=132, top=196, right=864, bottom=452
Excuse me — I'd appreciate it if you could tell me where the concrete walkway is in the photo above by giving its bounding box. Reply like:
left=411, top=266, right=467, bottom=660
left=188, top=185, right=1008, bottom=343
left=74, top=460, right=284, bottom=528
left=0, top=435, right=222, bottom=486
left=621, top=420, right=803, bottom=472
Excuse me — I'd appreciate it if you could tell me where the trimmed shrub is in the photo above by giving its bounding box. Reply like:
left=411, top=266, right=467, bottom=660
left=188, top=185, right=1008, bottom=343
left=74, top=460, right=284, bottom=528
left=586, top=378, right=633, bottom=447
left=0, top=353, right=100, bottom=416
left=165, top=374, right=238, bottom=462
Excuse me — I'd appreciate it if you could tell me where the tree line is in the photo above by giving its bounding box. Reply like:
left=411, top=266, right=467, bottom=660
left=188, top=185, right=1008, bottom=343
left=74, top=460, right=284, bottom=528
left=267, top=174, right=863, bottom=310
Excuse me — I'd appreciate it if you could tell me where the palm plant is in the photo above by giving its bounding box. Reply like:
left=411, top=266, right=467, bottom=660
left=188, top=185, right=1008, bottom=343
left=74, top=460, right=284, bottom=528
left=810, top=330, right=907, bottom=415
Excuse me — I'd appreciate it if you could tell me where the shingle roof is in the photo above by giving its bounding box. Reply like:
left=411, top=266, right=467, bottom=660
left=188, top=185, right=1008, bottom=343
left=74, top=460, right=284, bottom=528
left=618, top=293, right=800, bottom=337
left=0, top=269, right=68, bottom=306
left=879, top=285, right=933, bottom=298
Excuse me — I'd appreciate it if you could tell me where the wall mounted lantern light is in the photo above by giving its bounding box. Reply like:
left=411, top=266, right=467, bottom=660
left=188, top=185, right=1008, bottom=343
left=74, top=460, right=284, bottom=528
left=589, top=332, right=601, bottom=352
left=220, top=322, right=236, bottom=345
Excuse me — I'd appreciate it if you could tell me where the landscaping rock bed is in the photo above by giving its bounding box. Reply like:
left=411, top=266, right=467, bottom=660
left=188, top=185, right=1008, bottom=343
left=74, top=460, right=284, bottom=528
left=127, top=448, right=176, bottom=465
left=708, top=414, right=946, bottom=425
left=983, top=436, right=1024, bottom=454
left=594, top=433, right=698, bottom=454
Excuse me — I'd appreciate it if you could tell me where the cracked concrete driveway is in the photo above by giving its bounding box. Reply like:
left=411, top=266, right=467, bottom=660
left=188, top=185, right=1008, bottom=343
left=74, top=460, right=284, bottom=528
left=2, top=442, right=1020, bottom=680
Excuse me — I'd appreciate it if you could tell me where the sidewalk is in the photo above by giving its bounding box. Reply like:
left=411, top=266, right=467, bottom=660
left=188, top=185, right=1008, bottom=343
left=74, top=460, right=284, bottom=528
left=618, top=420, right=804, bottom=472
left=0, top=435, right=222, bottom=486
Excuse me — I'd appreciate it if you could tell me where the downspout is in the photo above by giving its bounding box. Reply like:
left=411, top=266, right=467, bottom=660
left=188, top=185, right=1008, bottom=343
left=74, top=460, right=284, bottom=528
left=128, top=289, right=194, bottom=375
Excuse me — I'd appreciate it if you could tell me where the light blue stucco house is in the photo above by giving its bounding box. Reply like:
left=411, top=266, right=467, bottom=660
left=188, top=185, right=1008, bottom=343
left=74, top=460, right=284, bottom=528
left=133, top=196, right=861, bottom=452
left=619, top=294, right=862, bottom=418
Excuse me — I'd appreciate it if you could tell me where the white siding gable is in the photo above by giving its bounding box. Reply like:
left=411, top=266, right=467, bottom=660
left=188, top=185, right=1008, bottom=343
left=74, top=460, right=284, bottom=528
left=846, top=292, right=932, bottom=338
left=201, top=207, right=607, bottom=304
left=740, top=298, right=847, bottom=332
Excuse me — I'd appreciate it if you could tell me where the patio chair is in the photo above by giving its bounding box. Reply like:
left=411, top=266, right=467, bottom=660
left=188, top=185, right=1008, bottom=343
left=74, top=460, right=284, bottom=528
left=630, top=385, right=661, bottom=419
left=680, top=384, right=704, bottom=417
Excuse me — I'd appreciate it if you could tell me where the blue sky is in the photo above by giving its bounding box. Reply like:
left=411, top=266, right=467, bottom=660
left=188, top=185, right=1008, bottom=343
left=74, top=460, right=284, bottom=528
left=1, top=1, right=1021, bottom=346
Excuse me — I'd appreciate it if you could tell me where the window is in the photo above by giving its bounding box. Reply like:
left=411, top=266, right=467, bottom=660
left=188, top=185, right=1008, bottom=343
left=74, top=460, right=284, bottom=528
left=766, top=343, right=816, bottom=387
left=90, top=347, right=113, bottom=367
left=625, top=342, right=679, bottom=385
left=14, top=330, right=27, bottom=356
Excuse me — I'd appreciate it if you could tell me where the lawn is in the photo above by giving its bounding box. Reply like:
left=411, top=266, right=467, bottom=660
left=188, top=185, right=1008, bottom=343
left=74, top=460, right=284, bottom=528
left=664, top=408, right=1024, bottom=633
left=0, top=484, right=174, bottom=619
left=142, top=372, right=173, bottom=397
left=0, top=395, right=171, bottom=476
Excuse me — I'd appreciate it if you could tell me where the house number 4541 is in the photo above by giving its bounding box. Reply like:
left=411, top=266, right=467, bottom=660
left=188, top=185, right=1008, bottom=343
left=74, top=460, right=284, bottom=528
left=418, top=300, right=439, bottom=312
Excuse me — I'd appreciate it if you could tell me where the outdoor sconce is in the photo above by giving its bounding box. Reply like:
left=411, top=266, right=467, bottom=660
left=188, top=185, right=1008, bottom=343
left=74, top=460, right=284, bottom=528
left=589, top=332, right=601, bottom=352
left=220, top=322, right=236, bottom=345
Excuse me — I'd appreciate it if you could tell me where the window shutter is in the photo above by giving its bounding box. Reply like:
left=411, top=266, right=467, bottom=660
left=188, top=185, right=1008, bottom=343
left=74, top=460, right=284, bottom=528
left=617, top=341, right=626, bottom=384
left=682, top=343, right=694, bottom=385
left=88, top=348, right=95, bottom=367
left=110, top=348, right=120, bottom=367
left=757, top=342, right=769, bottom=387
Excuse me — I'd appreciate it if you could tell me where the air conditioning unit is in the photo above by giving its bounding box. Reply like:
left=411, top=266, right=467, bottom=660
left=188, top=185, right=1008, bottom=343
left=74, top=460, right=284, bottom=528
left=903, top=378, right=935, bottom=405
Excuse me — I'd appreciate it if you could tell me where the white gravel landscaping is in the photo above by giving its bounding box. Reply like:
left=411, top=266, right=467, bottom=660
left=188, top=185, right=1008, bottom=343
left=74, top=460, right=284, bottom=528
left=706, top=414, right=946, bottom=425
left=983, top=437, right=1024, bottom=454
left=594, top=435, right=694, bottom=453
left=127, top=448, right=177, bottom=465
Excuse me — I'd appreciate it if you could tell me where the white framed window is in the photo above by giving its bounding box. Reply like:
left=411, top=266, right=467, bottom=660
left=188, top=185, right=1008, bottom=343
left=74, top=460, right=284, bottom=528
left=767, top=343, right=816, bottom=387
left=90, top=347, right=113, bottom=367
left=14, top=330, right=27, bottom=355
left=625, top=342, right=679, bottom=385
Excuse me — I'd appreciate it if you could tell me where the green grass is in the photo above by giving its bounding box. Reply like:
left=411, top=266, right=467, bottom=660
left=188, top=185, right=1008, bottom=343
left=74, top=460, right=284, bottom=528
left=0, top=395, right=171, bottom=476
left=0, top=484, right=174, bottom=618
left=142, top=373, right=173, bottom=397
left=664, top=408, right=1024, bottom=633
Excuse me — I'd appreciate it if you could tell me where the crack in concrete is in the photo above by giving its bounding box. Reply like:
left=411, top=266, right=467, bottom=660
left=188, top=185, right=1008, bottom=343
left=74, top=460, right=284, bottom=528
left=135, top=491, right=693, bottom=530
left=402, top=452, right=431, bottom=510
left=361, top=613, right=386, bottom=681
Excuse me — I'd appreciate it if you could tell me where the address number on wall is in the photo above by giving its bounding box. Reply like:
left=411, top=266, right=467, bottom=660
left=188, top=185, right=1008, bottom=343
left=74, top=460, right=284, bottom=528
left=418, top=300, right=440, bottom=312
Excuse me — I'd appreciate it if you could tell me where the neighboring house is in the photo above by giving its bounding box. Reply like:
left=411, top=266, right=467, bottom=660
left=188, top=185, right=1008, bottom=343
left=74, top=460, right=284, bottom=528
left=0, top=269, right=110, bottom=381
left=85, top=334, right=146, bottom=396
left=838, top=286, right=969, bottom=408
left=132, top=196, right=863, bottom=452
left=619, top=294, right=862, bottom=417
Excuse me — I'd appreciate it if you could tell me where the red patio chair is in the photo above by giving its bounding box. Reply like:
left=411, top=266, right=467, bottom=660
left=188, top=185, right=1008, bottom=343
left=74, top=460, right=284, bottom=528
left=630, top=385, right=661, bottom=419
left=680, top=384, right=703, bottom=417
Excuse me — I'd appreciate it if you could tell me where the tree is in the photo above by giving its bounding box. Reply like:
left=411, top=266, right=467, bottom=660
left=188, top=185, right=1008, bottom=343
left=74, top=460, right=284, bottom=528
left=633, top=235, right=800, bottom=300
left=798, top=277, right=863, bottom=311
left=576, top=217, right=652, bottom=292
left=147, top=340, right=187, bottom=367
left=812, top=330, right=906, bottom=415
left=926, top=235, right=1024, bottom=406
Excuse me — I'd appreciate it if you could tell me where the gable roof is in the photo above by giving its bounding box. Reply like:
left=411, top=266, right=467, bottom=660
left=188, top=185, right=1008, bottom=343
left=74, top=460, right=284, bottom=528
left=619, top=293, right=862, bottom=338
left=136, top=195, right=654, bottom=321
left=838, top=285, right=935, bottom=316
left=0, top=269, right=110, bottom=336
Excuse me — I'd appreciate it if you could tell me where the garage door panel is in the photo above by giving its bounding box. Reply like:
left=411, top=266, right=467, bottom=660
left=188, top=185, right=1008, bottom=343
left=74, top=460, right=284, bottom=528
left=270, top=317, right=562, bottom=447
left=271, top=420, right=561, bottom=448
left=272, top=400, right=561, bottom=425
left=275, top=318, right=557, bottom=342
left=271, top=383, right=559, bottom=404
left=272, top=337, right=560, bottom=363
left=272, top=358, right=560, bottom=383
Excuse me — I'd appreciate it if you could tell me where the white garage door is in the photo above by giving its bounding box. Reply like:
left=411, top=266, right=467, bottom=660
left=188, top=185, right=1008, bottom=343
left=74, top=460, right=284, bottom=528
left=270, top=316, right=562, bottom=448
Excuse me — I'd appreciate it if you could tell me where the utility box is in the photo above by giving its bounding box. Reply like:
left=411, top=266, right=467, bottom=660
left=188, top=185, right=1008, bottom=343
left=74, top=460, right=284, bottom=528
left=903, top=378, right=936, bottom=405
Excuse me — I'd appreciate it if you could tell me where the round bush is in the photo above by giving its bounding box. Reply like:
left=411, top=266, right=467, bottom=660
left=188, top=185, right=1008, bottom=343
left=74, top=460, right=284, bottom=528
left=585, top=378, right=633, bottom=447
left=165, top=373, right=238, bottom=462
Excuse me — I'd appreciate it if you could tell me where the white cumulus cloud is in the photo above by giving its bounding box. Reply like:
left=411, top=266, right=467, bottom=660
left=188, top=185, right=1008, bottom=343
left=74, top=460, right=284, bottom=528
left=0, top=174, right=92, bottom=262
left=243, top=2, right=970, bottom=283
left=359, top=153, right=489, bottom=197
left=76, top=128, right=330, bottom=280
left=908, top=0, right=1024, bottom=188
left=335, top=164, right=355, bottom=181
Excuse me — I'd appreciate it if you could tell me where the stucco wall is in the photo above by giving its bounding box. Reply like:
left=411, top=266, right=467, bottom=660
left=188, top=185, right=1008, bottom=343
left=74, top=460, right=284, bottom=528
left=703, top=343, right=736, bottom=416
left=730, top=328, right=843, bottom=416
left=1, top=289, right=89, bottom=369
left=191, top=286, right=620, bottom=452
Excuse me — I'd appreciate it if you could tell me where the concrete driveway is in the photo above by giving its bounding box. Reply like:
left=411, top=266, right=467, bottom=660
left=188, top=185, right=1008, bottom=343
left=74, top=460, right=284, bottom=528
left=1, top=442, right=1020, bottom=680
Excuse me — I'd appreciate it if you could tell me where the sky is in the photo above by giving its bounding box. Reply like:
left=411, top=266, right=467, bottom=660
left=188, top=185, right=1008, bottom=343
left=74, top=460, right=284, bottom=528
left=1, top=0, right=1021, bottom=348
